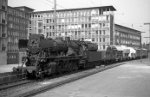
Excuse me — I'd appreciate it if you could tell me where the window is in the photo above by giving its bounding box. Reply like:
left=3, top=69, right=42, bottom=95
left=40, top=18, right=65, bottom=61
left=38, top=29, right=42, bottom=34
left=85, top=24, right=87, bottom=28
left=89, top=24, right=91, bottom=28
left=82, top=24, right=84, bottom=28
left=103, top=38, right=105, bottom=42
left=103, top=30, right=105, bottom=35
left=99, top=38, right=101, bottom=42
left=47, top=19, right=49, bottom=23
left=99, top=31, right=101, bottom=35
left=103, top=45, right=105, bottom=49
left=92, top=38, right=95, bottom=42
left=75, top=31, right=77, bottom=35
left=106, top=15, right=109, bottom=21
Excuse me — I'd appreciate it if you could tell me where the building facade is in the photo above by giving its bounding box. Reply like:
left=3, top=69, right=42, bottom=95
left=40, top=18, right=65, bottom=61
left=29, top=6, right=116, bottom=51
left=114, top=24, right=141, bottom=48
left=7, top=6, right=33, bottom=64
left=0, top=0, right=7, bottom=65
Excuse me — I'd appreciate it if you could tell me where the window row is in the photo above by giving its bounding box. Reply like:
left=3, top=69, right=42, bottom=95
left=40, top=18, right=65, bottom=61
left=8, top=16, right=28, bottom=24
left=31, top=8, right=112, bottom=18
left=8, top=7, right=27, bottom=18
left=31, top=9, right=99, bottom=18
left=38, top=23, right=109, bottom=31
left=115, top=31, right=140, bottom=40
left=8, top=23, right=27, bottom=31
left=7, top=55, right=18, bottom=59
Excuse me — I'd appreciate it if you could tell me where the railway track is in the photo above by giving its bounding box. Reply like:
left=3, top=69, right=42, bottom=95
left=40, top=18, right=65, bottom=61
left=0, top=72, right=27, bottom=85
left=0, top=79, right=31, bottom=91
left=0, top=62, right=125, bottom=97
left=0, top=71, right=29, bottom=92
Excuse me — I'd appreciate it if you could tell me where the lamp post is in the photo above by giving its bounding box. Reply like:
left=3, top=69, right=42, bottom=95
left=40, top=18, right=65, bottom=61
left=144, top=23, right=150, bottom=51
left=144, top=23, right=150, bottom=59
left=143, top=37, right=150, bottom=60
left=140, top=31, right=145, bottom=62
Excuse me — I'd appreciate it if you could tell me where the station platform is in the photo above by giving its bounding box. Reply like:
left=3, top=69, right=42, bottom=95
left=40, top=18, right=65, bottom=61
left=33, top=58, right=150, bottom=97
left=0, top=64, right=21, bottom=73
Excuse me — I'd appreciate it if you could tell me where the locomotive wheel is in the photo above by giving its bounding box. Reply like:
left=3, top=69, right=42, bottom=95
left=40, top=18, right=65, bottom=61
left=34, top=71, right=44, bottom=79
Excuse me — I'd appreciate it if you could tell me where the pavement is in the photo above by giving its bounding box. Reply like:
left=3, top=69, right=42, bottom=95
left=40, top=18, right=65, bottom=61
left=0, top=64, right=21, bottom=73
left=33, top=58, right=150, bottom=97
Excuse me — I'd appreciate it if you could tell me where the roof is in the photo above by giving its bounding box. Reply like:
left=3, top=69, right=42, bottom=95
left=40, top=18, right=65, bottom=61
left=32, top=5, right=116, bottom=14
left=115, top=24, right=142, bottom=33
left=14, top=6, right=34, bottom=11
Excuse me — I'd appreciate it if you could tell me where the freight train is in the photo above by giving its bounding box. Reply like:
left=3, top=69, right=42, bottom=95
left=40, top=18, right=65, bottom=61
left=14, top=34, right=148, bottom=78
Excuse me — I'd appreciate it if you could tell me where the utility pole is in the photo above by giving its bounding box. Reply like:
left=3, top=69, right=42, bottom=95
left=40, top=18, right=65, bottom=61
left=54, top=0, right=57, bottom=37
left=144, top=23, right=150, bottom=58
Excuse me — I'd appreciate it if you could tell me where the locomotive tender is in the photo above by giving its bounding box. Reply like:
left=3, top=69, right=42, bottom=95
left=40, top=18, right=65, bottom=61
left=16, top=34, right=148, bottom=78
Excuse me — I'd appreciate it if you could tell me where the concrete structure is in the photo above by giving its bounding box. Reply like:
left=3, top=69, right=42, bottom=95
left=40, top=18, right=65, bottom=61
left=29, top=6, right=116, bottom=51
left=114, top=24, right=141, bottom=48
left=0, top=0, right=7, bottom=65
left=7, top=6, right=33, bottom=64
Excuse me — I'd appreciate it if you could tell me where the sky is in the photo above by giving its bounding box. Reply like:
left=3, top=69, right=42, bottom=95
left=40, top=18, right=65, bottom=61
left=8, top=0, right=150, bottom=43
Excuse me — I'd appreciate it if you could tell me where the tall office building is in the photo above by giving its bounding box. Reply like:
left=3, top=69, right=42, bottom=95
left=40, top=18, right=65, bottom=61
left=29, top=6, right=116, bottom=51
left=7, top=6, right=33, bottom=64
left=0, top=0, right=7, bottom=65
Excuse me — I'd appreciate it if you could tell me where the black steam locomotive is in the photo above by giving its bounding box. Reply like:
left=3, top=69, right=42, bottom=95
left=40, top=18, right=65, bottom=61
left=15, top=34, right=148, bottom=78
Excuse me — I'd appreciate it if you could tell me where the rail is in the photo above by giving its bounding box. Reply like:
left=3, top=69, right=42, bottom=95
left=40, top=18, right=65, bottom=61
left=0, top=72, right=27, bottom=85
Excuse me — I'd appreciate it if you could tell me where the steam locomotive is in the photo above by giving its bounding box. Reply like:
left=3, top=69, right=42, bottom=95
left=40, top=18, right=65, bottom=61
left=15, top=34, right=148, bottom=78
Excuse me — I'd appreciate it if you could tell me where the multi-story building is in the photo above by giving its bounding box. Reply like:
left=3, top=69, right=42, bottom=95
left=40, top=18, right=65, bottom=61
left=0, top=0, right=7, bottom=65
left=29, top=6, right=116, bottom=51
left=7, top=6, right=33, bottom=64
left=114, top=24, right=141, bottom=48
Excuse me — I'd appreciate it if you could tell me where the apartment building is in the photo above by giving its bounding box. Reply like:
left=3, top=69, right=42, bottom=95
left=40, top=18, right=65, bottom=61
left=0, top=0, right=7, bottom=65
left=7, top=6, right=33, bottom=64
left=29, top=6, right=116, bottom=51
left=114, top=24, right=141, bottom=48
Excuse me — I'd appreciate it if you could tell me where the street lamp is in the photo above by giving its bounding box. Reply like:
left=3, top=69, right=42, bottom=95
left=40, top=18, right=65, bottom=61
left=140, top=31, right=145, bottom=62
left=144, top=23, right=150, bottom=59
left=144, top=23, right=150, bottom=51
